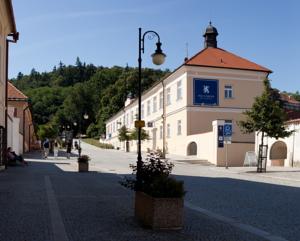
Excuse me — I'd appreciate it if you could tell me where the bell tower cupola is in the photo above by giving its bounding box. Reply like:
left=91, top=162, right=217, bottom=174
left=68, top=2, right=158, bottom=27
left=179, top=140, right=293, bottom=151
left=203, top=22, right=218, bottom=48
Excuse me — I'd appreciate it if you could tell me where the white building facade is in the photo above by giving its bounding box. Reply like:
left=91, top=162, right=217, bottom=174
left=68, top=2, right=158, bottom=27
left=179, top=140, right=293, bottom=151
left=104, top=24, right=271, bottom=166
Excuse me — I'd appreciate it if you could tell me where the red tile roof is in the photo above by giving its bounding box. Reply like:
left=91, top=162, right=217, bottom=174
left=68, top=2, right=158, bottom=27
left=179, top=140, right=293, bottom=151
left=185, top=47, right=271, bottom=73
left=8, top=82, right=28, bottom=100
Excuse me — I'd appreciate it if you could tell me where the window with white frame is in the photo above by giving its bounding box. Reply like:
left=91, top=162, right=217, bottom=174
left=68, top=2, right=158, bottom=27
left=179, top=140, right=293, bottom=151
left=147, top=100, right=151, bottom=116
left=177, top=120, right=182, bottom=135
left=167, top=123, right=170, bottom=138
left=177, top=80, right=182, bottom=100
left=166, top=88, right=171, bottom=105
left=153, top=96, right=157, bottom=113
left=225, top=85, right=233, bottom=99
left=135, top=107, right=138, bottom=120
left=160, top=125, right=163, bottom=139
left=159, top=91, right=163, bottom=109
left=141, top=104, right=144, bottom=119
left=126, top=113, right=129, bottom=126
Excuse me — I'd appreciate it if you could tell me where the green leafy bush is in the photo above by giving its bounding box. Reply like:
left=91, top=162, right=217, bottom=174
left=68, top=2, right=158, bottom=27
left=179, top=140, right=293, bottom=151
left=120, top=153, right=186, bottom=198
left=78, top=155, right=90, bottom=163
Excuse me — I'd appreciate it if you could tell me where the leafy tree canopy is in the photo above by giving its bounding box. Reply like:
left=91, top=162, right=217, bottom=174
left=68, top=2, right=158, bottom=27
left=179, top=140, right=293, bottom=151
left=11, top=58, right=170, bottom=138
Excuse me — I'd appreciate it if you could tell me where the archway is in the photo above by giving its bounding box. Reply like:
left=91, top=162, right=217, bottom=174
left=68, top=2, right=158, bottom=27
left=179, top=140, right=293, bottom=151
left=187, top=142, right=197, bottom=156
left=270, top=141, right=287, bottom=166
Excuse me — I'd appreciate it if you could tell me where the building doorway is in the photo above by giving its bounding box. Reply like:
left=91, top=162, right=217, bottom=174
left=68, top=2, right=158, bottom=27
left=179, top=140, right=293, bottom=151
left=270, top=141, right=287, bottom=166
left=187, top=142, right=197, bottom=156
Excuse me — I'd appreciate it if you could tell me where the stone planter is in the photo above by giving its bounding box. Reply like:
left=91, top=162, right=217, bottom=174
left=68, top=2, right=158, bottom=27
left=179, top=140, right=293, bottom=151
left=135, top=191, right=183, bottom=230
left=78, top=162, right=89, bottom=172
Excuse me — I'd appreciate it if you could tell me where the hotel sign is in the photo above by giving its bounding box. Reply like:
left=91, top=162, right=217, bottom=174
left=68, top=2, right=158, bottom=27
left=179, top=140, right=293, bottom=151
left=193, top=79, right=219, bottom=106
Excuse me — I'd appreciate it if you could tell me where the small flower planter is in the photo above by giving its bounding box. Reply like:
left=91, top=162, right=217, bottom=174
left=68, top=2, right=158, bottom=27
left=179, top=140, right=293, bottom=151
left=135, top=191, right=183, bottom=230
left=78, top=162, right=89, bottom=172
left=78, top=155, right=90, bottom=172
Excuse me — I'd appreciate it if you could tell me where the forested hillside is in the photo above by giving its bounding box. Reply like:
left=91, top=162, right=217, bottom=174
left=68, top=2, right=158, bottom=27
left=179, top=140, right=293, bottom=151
left=12, top=57, right=170, bottom=138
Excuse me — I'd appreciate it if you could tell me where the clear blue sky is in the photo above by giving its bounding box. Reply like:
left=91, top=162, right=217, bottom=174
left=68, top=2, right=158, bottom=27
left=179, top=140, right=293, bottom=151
left=9, top=0, right=300, bottom=92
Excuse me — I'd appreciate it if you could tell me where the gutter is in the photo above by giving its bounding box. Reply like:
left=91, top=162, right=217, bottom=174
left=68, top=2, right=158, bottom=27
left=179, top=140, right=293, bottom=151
left=22, top=104, right=29, bottom=153
left=5, top=32, right=18, bottom=167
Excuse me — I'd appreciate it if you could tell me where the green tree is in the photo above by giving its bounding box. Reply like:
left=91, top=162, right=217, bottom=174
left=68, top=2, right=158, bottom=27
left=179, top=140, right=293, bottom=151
left=130, top=127, right=150, bottom=141
left=118, top=125, right=131, bottom=152
left=86, top=123, right=99, bottom=138
left=37, top=124, right=58, bottom=140
left=238, top=78, right=293, bottom=172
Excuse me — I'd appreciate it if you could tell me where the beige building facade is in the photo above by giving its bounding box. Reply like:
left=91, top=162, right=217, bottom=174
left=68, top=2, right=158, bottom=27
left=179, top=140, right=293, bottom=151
left=104, top=24, right=271, bottom=166
left=0, top=0, right=18, bottom=167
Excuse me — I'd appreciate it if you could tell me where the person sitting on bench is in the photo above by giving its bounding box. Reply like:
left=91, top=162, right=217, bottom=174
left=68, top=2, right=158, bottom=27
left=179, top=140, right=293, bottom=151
left=7, top=147, right=28, bottom=166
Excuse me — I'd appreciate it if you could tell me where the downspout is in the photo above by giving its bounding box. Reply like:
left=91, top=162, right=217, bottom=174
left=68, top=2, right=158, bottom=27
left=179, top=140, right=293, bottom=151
left=5, top=32, right=19, bottom=167
left=28, top=123, right=33, bottom=152
left=23, top=104, right=29, bottom=153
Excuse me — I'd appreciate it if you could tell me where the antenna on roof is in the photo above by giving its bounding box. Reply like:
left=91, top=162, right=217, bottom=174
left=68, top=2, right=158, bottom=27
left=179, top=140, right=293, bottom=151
left=184, top=42, right=189, bottom=62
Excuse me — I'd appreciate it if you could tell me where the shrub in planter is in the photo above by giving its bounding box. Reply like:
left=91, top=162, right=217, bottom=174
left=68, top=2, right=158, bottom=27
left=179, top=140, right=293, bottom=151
left=120, top=153, right=186, bottom=229
left=78, top=155, right=90, bottom=172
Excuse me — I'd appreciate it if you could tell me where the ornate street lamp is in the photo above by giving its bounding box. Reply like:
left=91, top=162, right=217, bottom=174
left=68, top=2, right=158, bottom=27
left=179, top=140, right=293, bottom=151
left=136, top=28, right=166, bottom=190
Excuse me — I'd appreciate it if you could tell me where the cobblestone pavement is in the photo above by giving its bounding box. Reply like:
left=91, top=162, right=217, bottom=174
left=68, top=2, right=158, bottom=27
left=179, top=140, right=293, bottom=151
left=79, top=141, right=300, bottom=241
left=0, top=151, right=272, bottom=241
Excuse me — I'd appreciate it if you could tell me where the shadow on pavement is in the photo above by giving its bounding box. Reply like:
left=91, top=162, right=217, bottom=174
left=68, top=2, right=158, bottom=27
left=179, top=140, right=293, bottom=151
left=1, top=159, right=299, bottom=241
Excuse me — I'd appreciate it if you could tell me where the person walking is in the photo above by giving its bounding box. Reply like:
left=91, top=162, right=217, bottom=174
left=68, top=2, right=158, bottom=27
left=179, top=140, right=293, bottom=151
left=66, top=140, right=72, bottom=159
left=43, top=138, right=50, bottom=159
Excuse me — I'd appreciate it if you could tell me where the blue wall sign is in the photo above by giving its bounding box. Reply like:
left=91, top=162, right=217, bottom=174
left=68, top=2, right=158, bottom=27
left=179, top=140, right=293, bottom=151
left=218, top=125, right=224, bottom=148
left=193, top=79, right=219, bottom=106
left=224, top=124, right=232, bottom=137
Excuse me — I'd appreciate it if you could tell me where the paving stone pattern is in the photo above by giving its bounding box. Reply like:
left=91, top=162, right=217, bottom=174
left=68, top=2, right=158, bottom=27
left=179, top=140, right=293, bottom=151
left=0, top=154, right=267, bottom=241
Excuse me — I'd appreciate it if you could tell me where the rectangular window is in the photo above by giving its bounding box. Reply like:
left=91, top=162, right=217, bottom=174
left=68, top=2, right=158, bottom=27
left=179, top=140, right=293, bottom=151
left=153, top=96, right=157, bottom=113
left=177, top=80, right=182, bottom=100
left=141, top=104, right=144, bottom=119
left=225, top=85, right=233, bottom=99
left=159, top=91, right=163, bottom=109
left=166, top=88, right=171, bottom=105
left=135, top=107, right=138, bottom=120
left=160, top=126, right=163, bottom=139
left=126, top=113, right=129, bottom=126
left=130, top=111, right=134, bottom=124
left=167, top=123, right=170, bottom=138
left=147, top=100, right=151, bottom=116
left=177, top=120, right=182, bottom=135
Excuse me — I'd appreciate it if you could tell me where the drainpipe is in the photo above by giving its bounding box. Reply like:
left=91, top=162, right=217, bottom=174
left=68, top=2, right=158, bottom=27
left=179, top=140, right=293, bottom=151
left=28, top=123, right=33, bottom=152
left=5, top=32, right=19, bottom=167
left=23, top=104, right=29, bottom=153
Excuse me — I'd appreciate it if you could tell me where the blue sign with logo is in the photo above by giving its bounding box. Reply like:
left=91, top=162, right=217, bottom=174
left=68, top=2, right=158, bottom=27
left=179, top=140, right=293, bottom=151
left=193, top=79, right=219, bottom=106
left=224, top=124, right=232, bottom=137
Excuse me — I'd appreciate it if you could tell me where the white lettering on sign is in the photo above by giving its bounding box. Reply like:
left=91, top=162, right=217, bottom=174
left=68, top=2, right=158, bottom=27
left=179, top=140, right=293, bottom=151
left=203, top=85, right=210, bottom=94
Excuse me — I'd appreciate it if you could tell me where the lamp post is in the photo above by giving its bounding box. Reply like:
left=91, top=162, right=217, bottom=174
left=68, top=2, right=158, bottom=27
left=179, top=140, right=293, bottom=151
left=136, top=28, right=166, bottom=190
left=75, top=113, right=89, bottom=157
